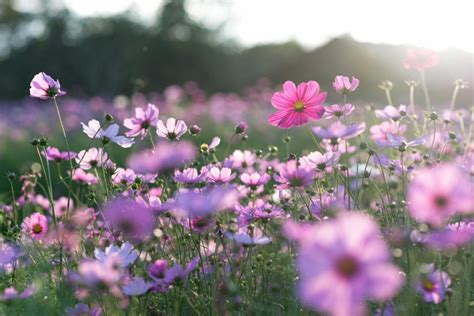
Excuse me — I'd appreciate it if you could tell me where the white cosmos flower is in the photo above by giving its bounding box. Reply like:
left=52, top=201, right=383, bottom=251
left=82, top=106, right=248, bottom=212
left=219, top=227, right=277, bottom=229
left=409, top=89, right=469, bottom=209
left=94, top=242, right=139, bottom=268
left=82, top=119, right=134, bottom=148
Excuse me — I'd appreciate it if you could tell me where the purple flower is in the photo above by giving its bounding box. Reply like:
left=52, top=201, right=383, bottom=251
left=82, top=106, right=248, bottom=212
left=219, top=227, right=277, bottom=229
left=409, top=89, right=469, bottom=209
left=103, top=197, right=155, bottom=242
left=156, top=118, right=188, bottom=140
left=240, top=172, right=271, bottom=188
left=237, top=200, right=288, bottom=225
left=44, top=146, right=76, bottom=162
left=225, top=227, right=271, bottom=245
left=29, top=72, right=66, bottom=99
left=112, top=168, right=137, bottom=185
left=71, top=169, right=98, bottom=185
left=375, top=105, right=407, bottom=121
left=370, top=121, right=406, bottom=147
left=407, top=163, right=473, bottom=227
left=174, top=167, right=207, bottom=185
left=124, top=103, right=159, bottom=139
left=332, top=75, right=359, bottom=94
left=0, top=286, right=35, bottom=301
left=234, top=121, right=248, bottom=134
left=127, top=141, right=196, bottom=174
left=323, top=104, right=355, bottom=119
left=66, top=303, right=102, bottom=316
left=123, top=277, right=153, bottom=296
left=312, top=122, right=365, bottom=140
left=274, top=160, right=314, bottom=189
left=284, top=213, right=404, bottom=316
left=206, top=167, right=236, bottom=184
left=148, top=259, right=169, bottom=281
left=0, top=242, right=20, bottom=273
left=300, top=150, right=340, bottom=171
left=415, top=264, right=451, bottom=304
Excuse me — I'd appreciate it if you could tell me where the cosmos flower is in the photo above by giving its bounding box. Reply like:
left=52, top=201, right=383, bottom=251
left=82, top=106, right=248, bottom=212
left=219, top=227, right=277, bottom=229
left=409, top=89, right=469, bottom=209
left=174, top=167, right=208, bottom=185
left=323, top=104, right=355, bottom=119
left=225, top=150, right=257, bottom=170
left=240, top=172, right=271, bottom=188
left=0, top=286, right=35, bottom=301
left=403, top=48, right=439, bottom=71
left=71, top=169, right=98, bottom=185
left=94, top=242, right=138, bottom=268
left=156, top=118, right=188, bottom=140
left=225, top=227, right=271, bottom=245
left=312, top=122, right=366, bottom=140
left=103, top=197, right=155, bottom=242
left=268, top=81, right=326, bottom=129
left=44, top=147, right=76, bottom=162
left=66, top=303, right=103, bottom=316
left=206, top=167, right=236, bottom=184
left=127, top=141, right=196, bottom=174
left=124, top=103, right=159, bottom=139
left=284, top=212, right=404, bottom=316
left=76, top=148, right=109, bottom=170
left=21, top=212, right=48, bottom=241
left=415, top=264, right=451, bottom=304
left=237, top=200, right=288, bottom=225
left=407, top=163, right=473, bottom=227
left=375, top=105, right=407, bottom=121
left=29, top=72, right=66, bottom=99
left=332, top=75, right=359, bottom=94
left=54, top=197, right=74, bottom=218
left=123, top=277, right=153, bottom=296
left=82, top=119, right=134, bottom=148
left=112, top=168, right=137, bottom=185
left=300, top=150, right=341, bottom=171
left=370, top=121, right=406, bottom=147
left=274, top=160, right=314, bottom=189
left=0, top=242, right=20, bottom=273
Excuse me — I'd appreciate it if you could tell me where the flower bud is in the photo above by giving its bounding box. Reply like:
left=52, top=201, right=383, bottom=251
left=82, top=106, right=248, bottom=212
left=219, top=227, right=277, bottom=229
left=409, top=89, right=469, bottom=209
left=234, top=121, right=248, bottom=135
left=105, top=113, right=114, bottom=122
left=189, top=125, right=201, bottom=136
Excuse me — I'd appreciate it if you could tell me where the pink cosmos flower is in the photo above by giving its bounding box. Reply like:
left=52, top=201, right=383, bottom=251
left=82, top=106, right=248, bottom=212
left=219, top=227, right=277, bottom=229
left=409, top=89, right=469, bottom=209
left=94, top=242, right=138, bottom=268
left=44, top=147, right=76, bottom=162
left=375, top=105, right=407, bottom=121
left=174, top=167, right=207, bottom=185
left=112, top=168, right=137, bottom=185
left=206, top=167, right=236, bottom=184
left=274, top=160, right=314, bottom=189
left=407, top=163, right=473, bottom=227
left=124, top=103, right=159, bottom=139
left=29, top=72, right=66, bottom=99
left=403, top=48, right=439, bottom=71
left=268, top=81, right=326, bottom=129
left=240, top=172, right=271, bottom=188
left=312, top=122, right=366, bottom=140
left=332, top=75, right=359, bottom=94
left=156, top=118, right=188, bottom=140
left=0, top=286, right=35, bottom=301
left=225, top=227, right=271, bottom=245
left=415, top=264, right=451, bottom=304
left=21, top=212, right=48, bottom=240
left=300, top=150, right=341, bottom=171
left=323, top=104, right=355, bottom=119
left=54, top=197, right=74, bottom=218
left=370, top=121, right=406, bottom=147
left=71, top=169, right=98, bottom=185
left=76, top=148, right=109, bottom=170
left=226, top=150, right=257, bottom=170
left=284, top=213, right=404, bottom=316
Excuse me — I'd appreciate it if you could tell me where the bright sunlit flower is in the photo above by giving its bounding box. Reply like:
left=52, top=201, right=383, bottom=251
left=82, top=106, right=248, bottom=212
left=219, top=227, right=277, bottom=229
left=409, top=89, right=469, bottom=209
left=21, top=212, right=48, bottom=240
left=29, top=72, right=66, bottom=99
left=124, top=103, right=159, bottom=139
left=156, top=118, right=188, bottom=140
left=403, top=48, right=439, bottom=71
left=82, top=119, right=134, bottom=148
left=332, top=75, right=359, bottom=95
left=268, top=81, right=326, bottom=129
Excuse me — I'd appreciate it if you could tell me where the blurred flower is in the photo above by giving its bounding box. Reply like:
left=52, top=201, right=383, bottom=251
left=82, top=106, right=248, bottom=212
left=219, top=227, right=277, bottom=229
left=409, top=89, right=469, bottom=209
left=415, top=264, right=451, bottom=304
left=123, top=103, right=159, bottom=139
left=94, top=242, right=138, bottom=268
left=206, top=167, right=236, bottom=184
left=103, top=197, right=155, bottom=242
left=332, top=75, right=359, bottom=94
left=127, top=141, right=195, bottom=174
left=323, top=104, right=355, bottom=119
left=29, top=72, right=66, bottom=99
left=123, top=277, right=152, bottom=296
left=375, top=105, right=407, bottom=121
left=403, top=48, right=439, bottom=71
left=66, top=303, right=102, bottom=316
left=76, top=148, right=109, bottom=170
left=300, top=150, right=340, bottom=171
left=274, top=160, right=314, bottom=189
left=370, top=121, right=406, bottom=147
left=284, top=213, right=404, bottom=316
left=226, top=150, right=256, bottom=170
left=174, top=167, right=207, bottom=185
left=44, top=146, right=76, bottom=162
left=21, top=212, right=48, bottom=241
left=312, top=122, right=365, bottom=140
left=54, top=197, right=74, bottom=218
left=225, top=227, right=271, bottom=245
left=82, top=119, right=134, bottom=148
left=268, top=81, right=326, bottom=129
left=0, top=242, right=20, bottom=273
left=0, top=286, right=35, bottom=301
left=240, top=172, right=271, bottom=188
left=72, top=169, right=98, bottom=185
left=407, top=163, right=473, bottom=227
left=156, top=118, right=187, bottom=140
left=234, top=121, right=248, bottom=134
left=112, top=168, right=137, bottom=185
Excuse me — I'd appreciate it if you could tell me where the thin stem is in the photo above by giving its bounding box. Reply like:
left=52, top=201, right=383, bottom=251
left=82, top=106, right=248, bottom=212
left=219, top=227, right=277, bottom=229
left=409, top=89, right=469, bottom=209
left=148, top=130, right=156, bottom=151
left=306, top=124, right=322, bottom=151
left=385, top=89, right=393, bottom=106
left=420, top=70, right=431, bottom=111
left=448, top=85, right=460, bottom=112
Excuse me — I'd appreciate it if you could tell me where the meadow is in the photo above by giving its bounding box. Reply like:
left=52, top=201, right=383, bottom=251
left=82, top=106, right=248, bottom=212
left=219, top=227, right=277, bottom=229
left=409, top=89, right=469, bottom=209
left=0, top=48, right=472, bottom=315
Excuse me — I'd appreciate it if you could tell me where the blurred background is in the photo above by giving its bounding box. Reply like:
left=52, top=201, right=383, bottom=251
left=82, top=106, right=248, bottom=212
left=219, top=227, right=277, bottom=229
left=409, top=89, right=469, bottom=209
left=0, top=0, right=473, bottom=193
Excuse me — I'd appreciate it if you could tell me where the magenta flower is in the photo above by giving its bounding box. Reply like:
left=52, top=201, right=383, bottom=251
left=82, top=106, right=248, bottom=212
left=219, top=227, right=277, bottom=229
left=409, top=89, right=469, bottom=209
left=415, top=264, right=451, bottom=304
left=206, top=167, right=236, bottom=184
left=312, top=122, right=366, bottom=140
left=274, top=160, right=314, bottom=189
left=332, top=75, right=359, bottom=95
left=403, top=48, right=439, bottom=71
left=234, top=121, right=248, bottom=134
left=268, top=81, right=326, bottom=129
left=323, top=104, right=355, bottom=119
left=284, top=213, right=404, bottom=316
left=124, top=103, right=159, bottom=139
left=375, top=105, right=407, bottom=121
left=103, top=197, right=155, bottom=242
left=44, top=146, right=76, bottom=162
left=54, top=197, right=74, bottom=218
left=71, top=169, right=98, bottom=185
left=156, top=118, right=188, bottom=140
left=21, top=212, right=48, bottom=240
left=240, top=172, right=271, bottom=188
left=407, top=163, right=473, bottom=227
left=29, top=72, right=66, bottom=99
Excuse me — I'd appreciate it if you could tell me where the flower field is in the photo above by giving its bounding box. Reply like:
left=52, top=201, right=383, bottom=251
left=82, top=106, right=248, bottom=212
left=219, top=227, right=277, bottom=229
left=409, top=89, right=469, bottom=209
left=0, top=49, right=473, bottom=315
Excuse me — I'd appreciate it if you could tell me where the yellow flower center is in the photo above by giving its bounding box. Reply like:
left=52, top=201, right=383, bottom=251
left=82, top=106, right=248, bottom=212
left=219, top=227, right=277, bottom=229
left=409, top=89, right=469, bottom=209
left=32, top=224, right=43, bottom=234
left=293, top=101, right=305, bottom=112
left=422, top=280, right=435, bottom=292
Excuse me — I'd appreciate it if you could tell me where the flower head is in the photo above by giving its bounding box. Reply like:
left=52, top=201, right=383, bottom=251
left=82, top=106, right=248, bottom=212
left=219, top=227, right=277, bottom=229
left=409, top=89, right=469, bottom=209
left=375, top=105, right=407, bottom=121
left=206, top=167, right=236, bottom=184
left=21, top=212, right=48, bottom=240
left=312, top=122, right=365, bottom=140
left=94, top=242, right=138, bottom=268
left=76, top=147, right=109, bottom=170
left=156, top=118, right=188, bottom=140
left=268, top=81, right=326, bottom=129
left=332, top=75, right=359, bottom=94
left=323, top=104, right=355, bottom=119
left=29, top=72, right=66, bottom=99
left=82, top=119, right=134, bottom=148
left=404, top=48, right=439, bottom=71
left=124, top=103, right=159, bottom=139
left=415, top=264, right=451, bottom=304
left=72, top=169, right=98, bottom=185
left=44, top=147, right=76, bottom=162
left=274, top=160, right=314, bottom=189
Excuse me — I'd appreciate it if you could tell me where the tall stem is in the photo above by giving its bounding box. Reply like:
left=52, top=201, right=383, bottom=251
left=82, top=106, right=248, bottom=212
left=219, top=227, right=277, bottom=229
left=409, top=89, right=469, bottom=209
left=448, top=85, right=460, bottom=112
left=420, top=70, right=431, bottom=111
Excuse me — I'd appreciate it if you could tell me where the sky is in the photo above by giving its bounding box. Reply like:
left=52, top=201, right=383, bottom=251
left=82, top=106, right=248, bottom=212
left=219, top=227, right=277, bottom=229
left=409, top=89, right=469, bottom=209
left=19, top=0, right=474, bottom=52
